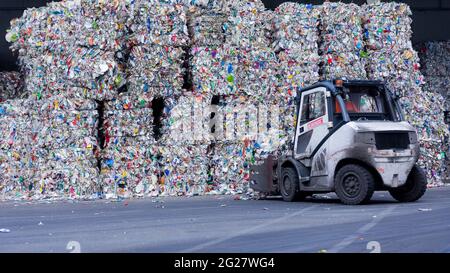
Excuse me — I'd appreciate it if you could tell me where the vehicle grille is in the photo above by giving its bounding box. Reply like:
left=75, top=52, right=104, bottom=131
left=375, top=132, right=410, bottom=150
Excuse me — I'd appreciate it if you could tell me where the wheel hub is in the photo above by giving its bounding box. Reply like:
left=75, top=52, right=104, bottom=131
left=343, top=174, right=361, bottom=196
left=283, top=177, right=292, bottom=193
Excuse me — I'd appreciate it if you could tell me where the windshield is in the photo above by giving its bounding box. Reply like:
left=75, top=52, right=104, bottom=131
left=334, top=85, right=396, bottom=122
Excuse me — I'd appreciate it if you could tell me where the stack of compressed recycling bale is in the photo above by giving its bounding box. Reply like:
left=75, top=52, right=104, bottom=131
left=417, top=41, right=450, bottom=183
left=158, top=94, right=213, bottom=196
left=189, top=0, right=277, bottom=98
left=7, top=0, right=128, bottom=101
left=101, top=93, right=159, bottom=199
left=203, top=0, right=279, bottom=194
left=0, top=72, right=23, bottom=102
left=273, top=2, right=320, bottom=155
left=418, top=41, right=450, bottom=111
left=188, top=0, right=230, bottom=95
left=127, top=0, right=188, bottom=98
left=210, top=96, right=284, bottom=195
left=187, top=1, right=233, bottom=195
left=320, top=2, right=367, bottom=80
left=3, top=0, right=133, bottom=199
left=0, top=98, right=99, bottom=200
left=100, top=0, right=190, bottom=198
left=31, top=97, right=100, bottom=198
left=363, top=2, right=449, bottom=185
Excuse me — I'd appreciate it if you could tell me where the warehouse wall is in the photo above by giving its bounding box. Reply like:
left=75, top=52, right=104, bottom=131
left=1, top=0, right=450, bottom=71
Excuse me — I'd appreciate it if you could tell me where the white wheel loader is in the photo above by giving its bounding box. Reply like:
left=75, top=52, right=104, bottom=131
left=250, top=80, right=427, bottom=205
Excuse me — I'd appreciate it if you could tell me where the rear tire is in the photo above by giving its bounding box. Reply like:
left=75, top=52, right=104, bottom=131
left=335, top=164, right=375, bottom=205
left=389, top=165, right=427, bottom=203
left=280, top=167, right=307, bottom=202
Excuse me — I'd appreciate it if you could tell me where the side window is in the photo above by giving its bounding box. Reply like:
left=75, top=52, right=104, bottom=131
left=300, top=91, right=326, bottom=125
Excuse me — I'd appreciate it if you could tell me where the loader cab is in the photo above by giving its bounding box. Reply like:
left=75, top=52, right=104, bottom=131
left=294, top=80, right=401, bottom=160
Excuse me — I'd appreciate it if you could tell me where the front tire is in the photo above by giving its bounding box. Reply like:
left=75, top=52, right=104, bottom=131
left=389, top=165, right=427, bottom=203
left=335, top=164, right=375, bottom=205
left=280, top=167, right=306, bottom=202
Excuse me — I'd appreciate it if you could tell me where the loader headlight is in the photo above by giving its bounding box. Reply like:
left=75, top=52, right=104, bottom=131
left=355, top=132, right=376, bottom=145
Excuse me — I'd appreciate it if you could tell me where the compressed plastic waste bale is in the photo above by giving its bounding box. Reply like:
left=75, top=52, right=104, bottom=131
left=32, top=110, right=99, bottom=150
left=418, top=41, right=450, bottom=77
left=103, top=90, right=154, bottom=140
left=273, top=1, right=320, bottom=128
left=224, top=0, right=274, bottom=48
left=210, top=141, right=253, bottom=195
left=101, top=144, right=160, bottom=199
left=321, top=52, right=367, bottom=80
left=277, top=50, right=319, bottom=93
left=127, top=45, right=185, bottom=97
left=418, top=41, right=450, bottom=109
left=273, top=3, right=320, bottom=52
left=0, top=146, right=37, bottom=200
left=362, top=2, right=413, bottom=51
left=7, top=0, right=131, bottom=52
left=159, top=144, right=211, bottom=196
left=417, top=41, right=450, bottom=183
left=20, top=49, right=126, bottom=101
left=320, top=3, right=364, bottom=54
left=34, top=165, right=100, bottom=199
left=0, top=97, right=100, bottom=200
left=128, top=0, right=189, bottom=47
left=0, top=72, right=24, bottom=102
left=185, top=0, right=233, bottom=12
left=187, top=0, right=268, bottom=48
left=7, top=0, right=129, bottom=102
left=319, top=2, right=367, bottom=80
left=160, top=93, right=213, bottom=144
left=101, top=90, right=159, bottom=198
left=156, top=93, right=212, bottom=196
left=190, top=46, right=237, bottom=95
left=209, top=96, right=286, bottom=194
left=191, top=45, right=279, bottom=98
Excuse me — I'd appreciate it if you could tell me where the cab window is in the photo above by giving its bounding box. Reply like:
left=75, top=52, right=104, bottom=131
left=334, top=85, right=394, bottom=122
left=300, top=91, right=326, bottom=125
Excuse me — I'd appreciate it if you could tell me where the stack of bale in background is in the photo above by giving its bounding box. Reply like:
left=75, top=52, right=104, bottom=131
left=188, top=1, right=230, bottom=195
left=3, top=0, right=131, bottom=199
left=101, top=93, right=159, bottom=199
left=153, top=0, right=222, bottom=196
left=3, top=0, right=449, bottom=200
left=158, top=93, right=213, bottom=196
left=363, top=2, right=449, bottom=185
left=0, top=72, right=23, bottom=102
left=273, top=2, right=320, bottom=155
left=101, top=0, right=189, bottom=198
left=320, top=2, right=367, bottom=80
left=418, top=41, right=450, bottom=114
left=418, top=41, right=450, bottom=183
left=32, top=97, right=100, bottom=198
left=7, top=0, right=128, bottom=101
left=191, top=0, right=279, bottom=195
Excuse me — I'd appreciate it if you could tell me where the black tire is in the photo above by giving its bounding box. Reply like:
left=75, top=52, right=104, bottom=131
left=280, top=167, right=306, bottom=202
left=389, top=165, right=427, bottom=203
left=335, top=164, right=375, bottom=205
